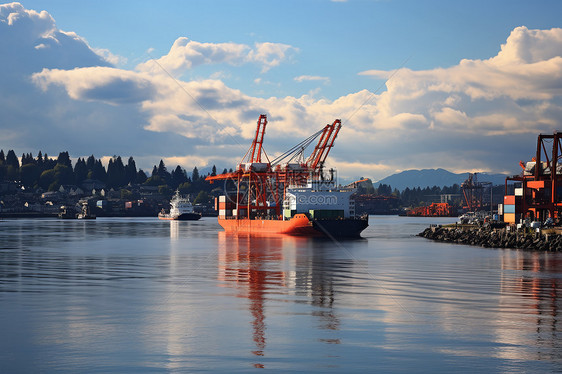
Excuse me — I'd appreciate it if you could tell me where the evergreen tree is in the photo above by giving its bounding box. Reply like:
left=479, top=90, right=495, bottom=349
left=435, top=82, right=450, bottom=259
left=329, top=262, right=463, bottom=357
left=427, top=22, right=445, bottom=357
left=74, top=158, right=88, bottom=185
left=56, top=151, right=72, bottom=168
left=86, top=155, right=96, bottom=171
left=5, top=150, right=20, bottom=180
left=0, top=150, right=5, bottom=164
left=5, top=150, right=19, bottom=169
left=137, top=169, right=147, bottom=184
left=124, top=157, right=137, bottom=184
left=171, top=165, right=187, bottom=188
left=157, top=160, right=167, bottom=176
left=192, top=166, right=200, bottom=182
left=43, top=153, right=56, bottom=170
left=154, top=160, right=170, bottom=183
left=106, top=158, right=116, bottom=187
left=211, top=165, right=217, bottom=177
left=151, top=165, right=158, bottom=177
left=114, top=156, right=126, bottom=186
left=106, top=157, right=126, bottom=188
left=36, top=151, right=43, bottom=167
left=91, top=160, right=107, bottom=181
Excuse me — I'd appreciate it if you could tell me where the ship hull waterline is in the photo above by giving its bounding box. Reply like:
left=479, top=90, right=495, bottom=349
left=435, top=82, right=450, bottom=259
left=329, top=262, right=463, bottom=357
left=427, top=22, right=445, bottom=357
left=158, top=213, right=202, bottom=221
left=218, top=213, right=368, bottom=238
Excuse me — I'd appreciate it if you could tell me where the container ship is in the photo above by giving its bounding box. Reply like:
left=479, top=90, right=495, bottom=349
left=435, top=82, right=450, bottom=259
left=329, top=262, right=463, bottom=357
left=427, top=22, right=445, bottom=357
left=206, top=115, right=368, bottom=238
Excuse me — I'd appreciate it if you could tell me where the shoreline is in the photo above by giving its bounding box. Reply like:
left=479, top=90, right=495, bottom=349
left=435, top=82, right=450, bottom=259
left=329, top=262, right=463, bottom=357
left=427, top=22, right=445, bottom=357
left=418, top=225, right=562, bottom=251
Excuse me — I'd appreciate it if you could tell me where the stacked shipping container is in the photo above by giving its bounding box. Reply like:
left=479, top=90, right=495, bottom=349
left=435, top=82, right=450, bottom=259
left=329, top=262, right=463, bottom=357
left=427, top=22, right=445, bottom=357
left=502, top=195, right=521, bottom=223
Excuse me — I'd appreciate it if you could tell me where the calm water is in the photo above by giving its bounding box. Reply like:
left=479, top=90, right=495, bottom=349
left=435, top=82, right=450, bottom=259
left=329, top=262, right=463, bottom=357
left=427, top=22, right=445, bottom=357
left=1, top=216, right=561, bottom=373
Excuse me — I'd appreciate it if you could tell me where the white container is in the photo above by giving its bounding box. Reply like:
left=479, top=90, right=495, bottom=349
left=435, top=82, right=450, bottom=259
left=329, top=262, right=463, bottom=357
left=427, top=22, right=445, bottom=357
left=498, top=203, right=503, bottom=215
left=515, top=188, right=523, bottom=196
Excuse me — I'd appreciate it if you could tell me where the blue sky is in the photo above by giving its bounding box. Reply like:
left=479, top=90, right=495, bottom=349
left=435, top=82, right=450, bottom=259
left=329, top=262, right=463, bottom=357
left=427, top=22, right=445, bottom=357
left=2, top=1, right=562, bottom=182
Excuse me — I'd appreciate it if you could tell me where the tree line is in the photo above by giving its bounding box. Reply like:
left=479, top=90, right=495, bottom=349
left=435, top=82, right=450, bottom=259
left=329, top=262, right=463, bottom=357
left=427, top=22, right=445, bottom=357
left=0, top=149, right=226, bottom=200
left=1, top=148, right=485, bottom=208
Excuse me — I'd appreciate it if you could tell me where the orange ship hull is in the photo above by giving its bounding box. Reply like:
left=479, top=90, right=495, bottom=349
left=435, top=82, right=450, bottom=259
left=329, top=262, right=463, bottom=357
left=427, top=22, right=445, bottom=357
left=217, top=214, right=321, bottom=236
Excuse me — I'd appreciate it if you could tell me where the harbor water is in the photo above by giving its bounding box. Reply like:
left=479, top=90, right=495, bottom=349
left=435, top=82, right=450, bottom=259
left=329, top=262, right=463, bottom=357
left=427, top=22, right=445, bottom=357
left=1, top=216, right=561, bottom=373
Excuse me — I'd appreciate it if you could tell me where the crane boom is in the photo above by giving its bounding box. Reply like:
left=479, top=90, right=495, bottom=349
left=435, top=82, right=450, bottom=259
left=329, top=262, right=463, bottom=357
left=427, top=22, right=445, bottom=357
left=307, top=119, right=341, bottom=170
left=249, top=114, right=267, bottom=163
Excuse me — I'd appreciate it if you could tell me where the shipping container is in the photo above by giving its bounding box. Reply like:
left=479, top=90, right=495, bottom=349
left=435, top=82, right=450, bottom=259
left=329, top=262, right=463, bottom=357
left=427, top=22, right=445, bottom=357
left=503, top=213, right=516, bottom=223
left=218, top=202, right=235, bottom=210
left=515, top=188, right=523, bottom=196
left=503, top=204, right=516, bottom=214
left=308, top=209, right=344, bottom=219
left=527, top=180, right=545, bottom=189
left=498, top=203, right=503, bottom=215
left=504, top=195, right=515, bottom=205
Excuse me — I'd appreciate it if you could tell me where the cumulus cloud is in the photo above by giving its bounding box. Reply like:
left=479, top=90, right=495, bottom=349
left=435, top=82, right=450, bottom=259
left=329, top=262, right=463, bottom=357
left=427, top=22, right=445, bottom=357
left=248, top=42, right=297, bottom=72
left=137, top=37, right=297, bottom=75
left=3, top=2, right=562, bottom=181
left=32, top=67, right=156, bottom=104
left=0, top=2, right=113, bottom=71
left=357, top=26, right=562, bottom=140
left=294, top=75, right=330, bottom=84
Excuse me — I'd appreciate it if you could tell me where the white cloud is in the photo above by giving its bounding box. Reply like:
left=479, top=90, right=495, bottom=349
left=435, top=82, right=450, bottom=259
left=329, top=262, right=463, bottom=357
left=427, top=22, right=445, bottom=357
left=94, top=47, right=127, bottom=66
left=32, top=67, right=155, bottom=104
left=3, top=2, right=562, bottom=181
left=137, top=37, right=298, bottom=75
left=294, top=75, right=330, bottom=84
left=248, top=42, right=298, bottom=72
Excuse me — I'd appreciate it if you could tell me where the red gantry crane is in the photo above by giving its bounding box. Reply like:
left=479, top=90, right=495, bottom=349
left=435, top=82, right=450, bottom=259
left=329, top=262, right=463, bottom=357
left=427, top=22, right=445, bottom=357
left=206, top=115, right=343, bottom=220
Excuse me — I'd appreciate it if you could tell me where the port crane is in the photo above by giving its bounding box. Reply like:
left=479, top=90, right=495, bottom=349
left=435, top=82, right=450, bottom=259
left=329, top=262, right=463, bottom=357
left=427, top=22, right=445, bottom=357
left=206, top=115, right=343, bottom=220
left=505, top=132, right=562, bottom=222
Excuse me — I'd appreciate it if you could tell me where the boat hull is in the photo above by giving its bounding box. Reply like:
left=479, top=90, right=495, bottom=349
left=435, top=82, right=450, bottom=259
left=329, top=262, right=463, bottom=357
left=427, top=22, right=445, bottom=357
left=159, top=213, right=202, bottom=221
left=312, top=217, right=369, bottom=238
left=218, top=214, right=368, bottom=238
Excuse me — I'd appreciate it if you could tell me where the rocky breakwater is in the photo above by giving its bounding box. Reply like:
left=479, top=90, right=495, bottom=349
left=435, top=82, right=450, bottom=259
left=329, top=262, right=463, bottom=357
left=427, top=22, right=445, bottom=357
left=419, top=225, right=562, bottom=251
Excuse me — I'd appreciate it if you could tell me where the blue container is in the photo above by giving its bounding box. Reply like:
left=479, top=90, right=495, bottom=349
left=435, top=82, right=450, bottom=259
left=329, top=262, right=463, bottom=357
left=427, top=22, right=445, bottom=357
left=504, top=204, right=516, bottom=214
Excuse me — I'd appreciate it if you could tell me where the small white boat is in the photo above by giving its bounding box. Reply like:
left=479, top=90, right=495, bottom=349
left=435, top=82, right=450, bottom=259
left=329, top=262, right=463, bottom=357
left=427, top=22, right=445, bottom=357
left=158, top=190, right=202, bottom=221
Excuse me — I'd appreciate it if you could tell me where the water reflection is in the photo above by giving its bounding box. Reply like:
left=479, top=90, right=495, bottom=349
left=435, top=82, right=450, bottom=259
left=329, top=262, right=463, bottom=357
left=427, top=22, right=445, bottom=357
left=217, top=233, right=288, bottom=363
left=498, top=250, right=562, bottom=362
left=216, top=233, right=356, bottom=367
left=2, top=217, right=562, bottom=372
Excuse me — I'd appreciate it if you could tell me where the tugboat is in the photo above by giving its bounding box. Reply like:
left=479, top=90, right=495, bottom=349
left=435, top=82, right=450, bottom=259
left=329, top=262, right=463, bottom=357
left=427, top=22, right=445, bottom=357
left=206, top=115, right=368, bottom=238
left=158, top=190, right=202, bottom=220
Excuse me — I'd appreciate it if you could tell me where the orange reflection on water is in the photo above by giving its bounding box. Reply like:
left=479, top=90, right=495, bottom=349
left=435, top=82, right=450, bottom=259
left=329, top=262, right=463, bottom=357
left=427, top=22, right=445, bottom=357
left=217, top=232, right=301, bottom=363
left=499, top=250, right=562, bottom=361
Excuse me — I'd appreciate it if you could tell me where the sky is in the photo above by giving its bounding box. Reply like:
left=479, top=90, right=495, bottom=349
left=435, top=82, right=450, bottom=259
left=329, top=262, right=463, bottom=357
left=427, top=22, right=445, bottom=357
left=1, top=1, right=562, bottom=183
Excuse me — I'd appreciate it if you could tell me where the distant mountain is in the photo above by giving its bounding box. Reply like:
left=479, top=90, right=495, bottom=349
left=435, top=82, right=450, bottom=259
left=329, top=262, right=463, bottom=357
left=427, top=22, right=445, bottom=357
left=373, top=168, right=509, bottom=191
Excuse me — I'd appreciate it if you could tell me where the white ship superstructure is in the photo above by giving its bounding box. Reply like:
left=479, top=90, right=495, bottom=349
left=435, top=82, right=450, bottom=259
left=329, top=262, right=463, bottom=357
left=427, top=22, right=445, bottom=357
left=283, top=179, right=356, bottom=220
left=159, top=190, right=201, bottom=220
